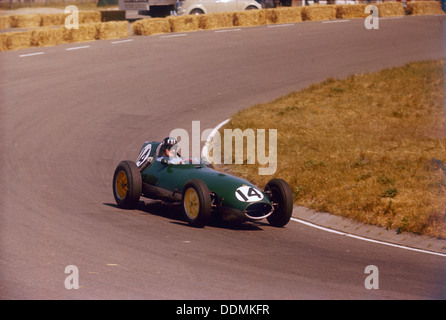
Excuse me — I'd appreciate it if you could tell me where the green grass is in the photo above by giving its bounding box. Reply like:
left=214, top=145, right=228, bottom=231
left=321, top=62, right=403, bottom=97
left=217, top=60, right=446, bottom=238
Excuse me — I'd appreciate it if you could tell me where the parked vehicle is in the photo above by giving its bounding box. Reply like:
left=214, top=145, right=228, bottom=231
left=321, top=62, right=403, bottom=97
left=175, top=0, right=262, bottom=15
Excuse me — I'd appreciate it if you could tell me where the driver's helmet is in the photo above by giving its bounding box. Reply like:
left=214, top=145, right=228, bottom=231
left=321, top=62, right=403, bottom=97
left=159, top=137, right=178, bottom=157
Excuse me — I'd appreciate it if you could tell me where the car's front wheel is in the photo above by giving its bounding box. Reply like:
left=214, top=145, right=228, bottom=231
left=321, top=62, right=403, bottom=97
left=113, top=161, right=142, bottom=209
left=265, top=179, right=293, bottom=227
left=182, top=179, right=211, bottom=227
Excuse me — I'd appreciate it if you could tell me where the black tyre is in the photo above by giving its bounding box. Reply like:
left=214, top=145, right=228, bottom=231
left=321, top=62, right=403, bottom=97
left=182, top=179, right=211, bottom=227
left=265, top=179, right=293, bottom=227
left=113, top=161, right=142, bottom=209
left=190, top=8, right=204, bottom=15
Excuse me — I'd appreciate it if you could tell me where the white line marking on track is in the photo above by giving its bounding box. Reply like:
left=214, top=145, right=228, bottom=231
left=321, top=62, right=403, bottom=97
left=215, top=28, right=241, bottom=33
left=380, top=16, right=404, bottom=20
left=267, top=24, right=294, bottom=28
left=19, top=52, right=45, bottom=57
left=160, top=33, right=187, bottom=38
left=111, top=39, right=134, bottom=44
left=291, top=217, right=446, bottom=257
left=322, top=20, right=350, bottom=24
left=202, top=118, right=230, bottom=161
left=66, top=45, right=90, bottom=51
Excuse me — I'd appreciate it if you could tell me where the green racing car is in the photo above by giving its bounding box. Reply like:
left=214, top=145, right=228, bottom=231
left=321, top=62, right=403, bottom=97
left=112, top=137, right=293, bottom=227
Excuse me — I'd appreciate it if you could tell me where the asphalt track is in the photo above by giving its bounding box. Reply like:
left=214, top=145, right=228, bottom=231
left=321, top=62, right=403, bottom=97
left=1, top=15, right=445, bottom=300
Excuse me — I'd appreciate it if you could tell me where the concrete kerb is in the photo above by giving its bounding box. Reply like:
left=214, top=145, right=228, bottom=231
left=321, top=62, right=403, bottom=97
left=291, top=206, right=446, bottom=257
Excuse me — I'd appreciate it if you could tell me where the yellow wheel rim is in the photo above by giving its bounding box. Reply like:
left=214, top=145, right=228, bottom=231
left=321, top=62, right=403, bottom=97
left=116, top=170, right=128, bottom=200
left=184, top=188, right=199, bottom=220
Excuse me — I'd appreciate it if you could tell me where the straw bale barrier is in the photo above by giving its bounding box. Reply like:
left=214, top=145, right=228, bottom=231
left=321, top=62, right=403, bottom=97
left=0, top=33, right=9, bottom=51
left=97, top=21, right=129, bottom=39
left=405, top=1, right=445, bottom=15
left=132, top=18, right=171, bottom=35
left=5, top=31, right=31, bottom=50
left=272, top=7, right=303, bottom=24
left=233, top=9, right=268, bottom=26
left=336, top=4, right=368, bottom=19
left=375, top=2, right=405, bottom=17
left=0, top=20, right=129, bottom=51
left=9, top=14, right=41, bottom=28
left=79, top=11, right=102, bottom=24
left=302, top=5, right=337, bottom=21
left=198, top=12, right=235, bottom=30
left=64, top=23, right=99, bottom=43
left=168, top=15, right=201, bottom=32
left=29, top=27, right=64, bottom=47
left=0, top=11, right=101, bottom=29
left=40, top=13, right=67, bottom=27
left=0, top=16, right=10, bottom=29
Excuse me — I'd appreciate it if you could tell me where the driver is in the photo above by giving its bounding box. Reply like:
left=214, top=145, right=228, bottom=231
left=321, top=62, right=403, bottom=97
left=157, top=137, right=182, bottom=163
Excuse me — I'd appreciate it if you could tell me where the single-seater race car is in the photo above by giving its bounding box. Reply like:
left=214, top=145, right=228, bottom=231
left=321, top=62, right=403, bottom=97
left=112, top=137, right=293, bottom=227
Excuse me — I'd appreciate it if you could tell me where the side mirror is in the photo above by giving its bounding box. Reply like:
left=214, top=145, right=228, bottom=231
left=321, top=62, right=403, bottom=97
left=161, top=158, right=169, bottom=165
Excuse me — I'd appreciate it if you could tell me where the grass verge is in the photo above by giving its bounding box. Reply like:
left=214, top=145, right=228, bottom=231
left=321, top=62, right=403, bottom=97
left=217, top=60, right=446, bottom=238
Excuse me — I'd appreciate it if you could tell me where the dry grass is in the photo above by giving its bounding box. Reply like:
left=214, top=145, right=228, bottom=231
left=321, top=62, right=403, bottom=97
left=218, top=61, right=446, bottom=238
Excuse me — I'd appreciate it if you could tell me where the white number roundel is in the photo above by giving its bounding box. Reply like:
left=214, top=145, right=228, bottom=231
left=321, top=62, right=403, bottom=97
left=235, top=186, right=264, bottom=202
left=136, top=143, right=152, bottom=168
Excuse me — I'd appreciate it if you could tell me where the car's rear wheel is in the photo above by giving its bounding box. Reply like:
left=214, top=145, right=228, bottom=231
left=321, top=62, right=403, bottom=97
left=265, top=179, right=293, bottom=227
left=183, top=179, right=211, bottom=227
left=190, top=8, right=204, bottom=15
left=113, top=161, right=142, bottom=209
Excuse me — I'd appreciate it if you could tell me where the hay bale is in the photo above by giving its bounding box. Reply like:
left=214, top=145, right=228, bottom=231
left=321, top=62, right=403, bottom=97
left=132, top=18, right=171, bottom=35
left=64, top=23, right=99, bottom=43
left=40, top=13, right=68, bottom=27
left=406, top=1, right=445, bottom=15
left=10, top=14, right=42, bottom=28
left=97, top=21, right=129, bottom=40
left=198, top=12, right=235, bottom=30
left=302, top=5, right=337, bottom=21
left=233, top=9, right=268, bottom=27
left=0, top=32, right=9, bottom=51
left=336, top=4, right=368, bottom=19
left=79, top=11, right=102, bottom=24
left=6, top=31, right=31, bottom=50
left=0, top=16, right=11, bottom=30
left=168, top=15, right=201, bottom=33
left=375, top=2, right=405, bottom=17
left=273, top=7, right=303, bottom=24
left=29, top=27, right=64, bottom=47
